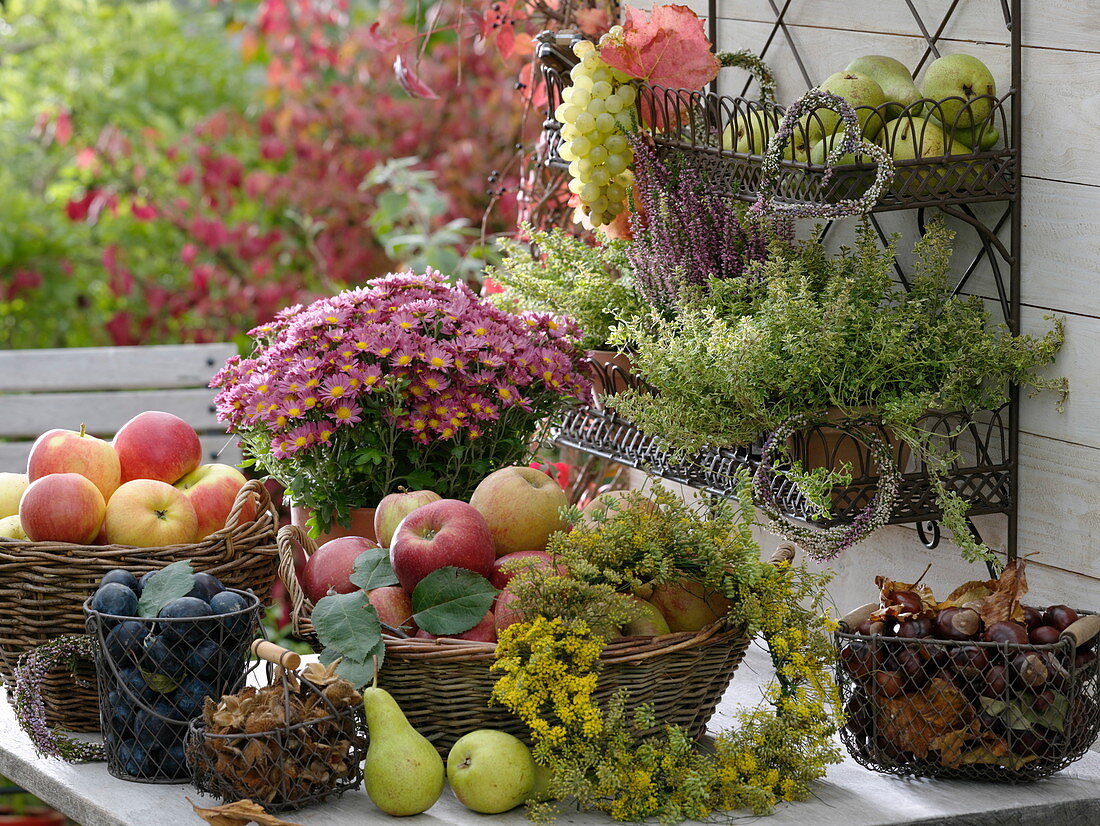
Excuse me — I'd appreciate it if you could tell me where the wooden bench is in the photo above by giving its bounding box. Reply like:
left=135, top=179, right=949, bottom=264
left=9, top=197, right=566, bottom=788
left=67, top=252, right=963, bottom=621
left=0, top=343, right=241, bottom=472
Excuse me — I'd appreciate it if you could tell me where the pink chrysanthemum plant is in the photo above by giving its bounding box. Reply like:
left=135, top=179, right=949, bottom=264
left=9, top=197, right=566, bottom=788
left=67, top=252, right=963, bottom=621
left=212, top=268, right=590, bottom=534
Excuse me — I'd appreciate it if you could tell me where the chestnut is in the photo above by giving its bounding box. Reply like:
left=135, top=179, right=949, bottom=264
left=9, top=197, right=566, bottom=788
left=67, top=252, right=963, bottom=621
left=857, top=619, right=884, bottom=636
left=840, top=641, right=878, bottom=681
left=1074, top=650, right=1097, bottom=671
left=1043, top=604, right=1078, bottom=632
left=1033, top=688, right=1057, bottom=713
left=1028, top=625, right=1061, bottom=645
left=984, top=620, right=1030, bottom=646
left=982, top=663, right=1011, bottom=698
left=892, top=590, right=923, bottom=615
left=896, top=648, right=930, bottom=687
left=948, top=645, right=990, bottom=681
left=872, top=670, right=906, bottom=698
left=935, top=607, right=982, bottom=641
left=896, top=618, right=932, bottom=639
left=1014, top=651, right=1050, bottom=689
left=1022, top=605, right=1044, bottom=630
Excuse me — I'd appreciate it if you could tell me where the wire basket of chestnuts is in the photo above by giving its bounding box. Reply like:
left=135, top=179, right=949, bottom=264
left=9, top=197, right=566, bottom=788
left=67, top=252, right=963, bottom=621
left=834, top=559, right=1100, bottom=781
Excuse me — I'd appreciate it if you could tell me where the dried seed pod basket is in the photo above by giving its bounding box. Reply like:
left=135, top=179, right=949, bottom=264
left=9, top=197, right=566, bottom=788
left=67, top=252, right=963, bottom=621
left=279, top=524, right=792, bottom=755
left=84, top=588, right=264, bottom=782
left=187, top=641, right=368, bottom=812
left=0, top=479, right=279, bottom=732
left=835, top=603, right=1100, bottom=781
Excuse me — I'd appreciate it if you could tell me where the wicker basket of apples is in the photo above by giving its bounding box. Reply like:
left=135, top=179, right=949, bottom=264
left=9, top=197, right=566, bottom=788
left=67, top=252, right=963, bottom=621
left=0, top=411, right=279, bottom=732
left=835, top=560, right=1100, bottom=781
left=278, top=466, right=769, bottom=755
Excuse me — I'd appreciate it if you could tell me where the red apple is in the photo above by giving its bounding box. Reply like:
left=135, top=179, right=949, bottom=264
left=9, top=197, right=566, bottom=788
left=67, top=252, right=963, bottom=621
left=621, top=597, right=671, bottom=637
left=373, top=489, right=442, bottom=547
left=104, top=479, right=198, bottom=547
left=19, top=473, right=106, bottom=544
left=650, top=579, right=732, bottom=632
left=368, top=585, right=418, bottom=635
left=174, top=464, right=254, bottom=540
left=0, top=472, right=29, bottom=519
left=469, top=466, right=569, bottom=556
left=494, top=588, right=523, bottom=635
left=300, top=535, right=378, bottom=604
left=490, top=551, right=561, bottom=590
left=113, top=411, right=202, bottom=484
left=417, top=611, right=497, bottom=642
left=27, top=426, right=121, bottom=501
left=389, top=499, right=495, bottom=592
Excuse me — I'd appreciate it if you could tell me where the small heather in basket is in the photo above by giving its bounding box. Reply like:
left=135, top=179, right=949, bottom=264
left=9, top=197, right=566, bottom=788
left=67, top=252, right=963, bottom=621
left=211, top=268, right=589, bottom=534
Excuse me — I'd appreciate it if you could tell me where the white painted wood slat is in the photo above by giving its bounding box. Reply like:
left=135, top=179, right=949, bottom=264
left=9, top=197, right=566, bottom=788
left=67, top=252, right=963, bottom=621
left=0, top=343, right=237, bottom=393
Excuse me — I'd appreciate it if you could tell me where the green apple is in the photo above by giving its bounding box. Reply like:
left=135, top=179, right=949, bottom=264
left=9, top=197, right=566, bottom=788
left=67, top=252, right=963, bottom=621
left=921, top=53, right=996, bottom=129
left=0, top=472, right=28, bottom=519
left=807, top=71, right=887, bottom=144
left=721, top=108, right=778, bottom=155
left=621, top=597, right=671, bottom=636
left=447, top=730, right=535, bottom=814
left=0, top=515, right=27, bottom=540
left=846, top=55, right=921, bottom=120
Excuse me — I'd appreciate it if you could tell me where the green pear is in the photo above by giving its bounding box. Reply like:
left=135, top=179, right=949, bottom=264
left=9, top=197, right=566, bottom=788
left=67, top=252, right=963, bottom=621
left=784, top=116, right=815, bottom=162
left=721, top=108, right=778, bottom=155
left=882, top=116, right=972, bottom=193
left=809, top=133, right=860, bottom=166
left=621, top=597, right=671, bottom=636
left=807, top=71, right=887, bottom=144
left=846, top=55, right=921, bottom=120
left=921, top=54, right=996, bottom=129
left=362, top=685, right=444, bottom=816
left=953, top=122, right=1000, bottom=150
left=447, top=730, right=535, bottom=814
left=0, top=515, right=27, bottom=540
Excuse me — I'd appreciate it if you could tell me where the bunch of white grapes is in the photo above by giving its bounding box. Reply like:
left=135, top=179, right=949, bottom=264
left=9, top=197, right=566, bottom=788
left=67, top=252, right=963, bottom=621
left=554, top=34, right=637, bottom=227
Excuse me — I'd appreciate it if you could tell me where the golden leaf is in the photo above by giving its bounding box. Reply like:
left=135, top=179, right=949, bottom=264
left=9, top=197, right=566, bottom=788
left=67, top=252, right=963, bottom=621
left=979, top=558, right=1028, bottom=625
left=938, top=580, right=994, bottom=610
left=188, top=797, right=304, bottom=826
left=876, top=678, right=974, bottom=759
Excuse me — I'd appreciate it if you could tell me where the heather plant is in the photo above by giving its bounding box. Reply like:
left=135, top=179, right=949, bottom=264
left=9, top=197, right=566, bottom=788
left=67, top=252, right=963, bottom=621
left=627, top=136, right=793, bottom=314
left=487, top=223, right=646, bottom=350
left=212, top=269, right=590, bottom=534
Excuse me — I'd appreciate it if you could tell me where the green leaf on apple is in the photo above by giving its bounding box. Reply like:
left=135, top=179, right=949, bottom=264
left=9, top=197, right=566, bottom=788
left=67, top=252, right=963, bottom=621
left=412, top=567, right=497, bottom=636
left=349, top=547, right=399, bottom=592
left=319, top=640, right=385, bottom=688
left=312, top=589, right=384, bottom=665
left=137, top=560, right=196, bottom=618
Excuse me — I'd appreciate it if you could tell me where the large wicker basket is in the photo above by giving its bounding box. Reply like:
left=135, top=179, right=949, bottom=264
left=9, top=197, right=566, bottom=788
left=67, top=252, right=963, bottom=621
left=0, top=479, right=279, bottom=732
left=279, top=524, right=786, bottom=754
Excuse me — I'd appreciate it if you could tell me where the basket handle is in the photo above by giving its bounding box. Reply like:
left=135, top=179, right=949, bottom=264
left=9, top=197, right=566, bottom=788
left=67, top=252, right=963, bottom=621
left=838, top=602, right=878, bottom=633
left=222, top=478, right=275, bottom=532
left=768, top=543, right=796, bottom=566
left=1062, top=614, right=1100, bottom=650
left=277, top=523, right=318, bottom=631
left=251, top=639, right=302, bottom=670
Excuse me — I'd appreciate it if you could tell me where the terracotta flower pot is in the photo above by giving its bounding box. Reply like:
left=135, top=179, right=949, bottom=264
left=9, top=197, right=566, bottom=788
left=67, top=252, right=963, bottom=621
left=290, top=506, right=377, bottom=545
left=786, top=408, right=911, bottom=514
left=585, top=348, right=634, bottom=410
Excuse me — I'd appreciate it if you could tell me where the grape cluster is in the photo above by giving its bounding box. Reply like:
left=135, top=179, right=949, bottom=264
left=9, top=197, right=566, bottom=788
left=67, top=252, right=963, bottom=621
left=554, top=35, right=637, bottom=227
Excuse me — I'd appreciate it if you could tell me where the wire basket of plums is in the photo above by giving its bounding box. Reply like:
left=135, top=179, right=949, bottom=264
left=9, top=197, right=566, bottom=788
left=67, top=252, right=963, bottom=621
left=187, top=641, right=367, bottom=813
left=834, top=560, right=1100, bottom=781
left=83, top=562, right=264, bottom=783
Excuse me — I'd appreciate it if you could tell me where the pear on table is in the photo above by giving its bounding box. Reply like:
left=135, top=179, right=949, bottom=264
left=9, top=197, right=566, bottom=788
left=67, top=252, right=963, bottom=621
left=846, top=54, right=921, bottom=120
left=361, top=684, right=444, bottom=816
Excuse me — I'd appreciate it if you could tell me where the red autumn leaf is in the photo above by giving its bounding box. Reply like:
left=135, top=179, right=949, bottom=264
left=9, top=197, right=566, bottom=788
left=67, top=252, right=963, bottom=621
left=599, top=4, right=720, bottom=91
left=575, top=7, right=612, bottom=38
left=393, top=55, right=439, bottom=100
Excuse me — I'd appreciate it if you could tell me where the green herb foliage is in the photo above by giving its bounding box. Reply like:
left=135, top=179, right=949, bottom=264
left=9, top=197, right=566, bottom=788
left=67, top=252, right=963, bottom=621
left=488, top=223, right=646, bottom=351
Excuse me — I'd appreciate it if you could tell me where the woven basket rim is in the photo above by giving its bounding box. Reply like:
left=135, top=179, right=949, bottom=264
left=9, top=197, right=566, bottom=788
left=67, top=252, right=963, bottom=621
left=0, top=479, right=276, bottom=558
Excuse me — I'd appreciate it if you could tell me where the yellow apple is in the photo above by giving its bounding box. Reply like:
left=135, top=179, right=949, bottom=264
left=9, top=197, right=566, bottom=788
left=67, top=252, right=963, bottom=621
left=105, top=479, right=198, bottom=547
left=0, top=472, right=29, bottom=518
left=469, top=466, right=569, bottom=556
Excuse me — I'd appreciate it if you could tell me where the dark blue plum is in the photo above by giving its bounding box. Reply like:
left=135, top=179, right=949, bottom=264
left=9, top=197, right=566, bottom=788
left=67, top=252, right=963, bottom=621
left=116, top=738, right=158, bottom=778
left=91, top=582, right=139, bottom=619
left=137, top=570, right=158, bottom=593
left=135, top=703, right=182, bottom=753
left=186, top=572, right=225, bottom=602
left=171, top=675, right=215, bottom=721
left=139, top=637, right=186, bottom=692
left=118, top=666, right=157, bottom=706
left=105, top=688, right=137, bottom=736
left=160, top=742, right=189, bottom=779
left=105, top=621, right=148, bottom=664
left=185, top=639, right=223, bottom=681
left=99, top=569, right=139, bottom=594
left=158, top=596, right=215, bottom=642
left=209, top=590, right=251, bottom=644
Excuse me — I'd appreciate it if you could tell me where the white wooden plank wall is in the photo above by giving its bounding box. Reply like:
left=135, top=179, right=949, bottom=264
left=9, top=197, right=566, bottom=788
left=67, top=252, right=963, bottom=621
left=622, top=0, right=1100, bottom=610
